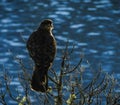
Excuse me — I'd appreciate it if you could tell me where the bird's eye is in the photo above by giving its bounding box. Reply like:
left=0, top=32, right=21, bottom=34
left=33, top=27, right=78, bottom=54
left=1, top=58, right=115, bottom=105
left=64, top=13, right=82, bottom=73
left=48, top=23, right=52, bottom=27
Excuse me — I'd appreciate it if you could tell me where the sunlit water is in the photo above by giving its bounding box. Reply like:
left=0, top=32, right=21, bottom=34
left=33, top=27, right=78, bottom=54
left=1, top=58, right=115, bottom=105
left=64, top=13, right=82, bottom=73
left=0, top=0, right=120, bottom=104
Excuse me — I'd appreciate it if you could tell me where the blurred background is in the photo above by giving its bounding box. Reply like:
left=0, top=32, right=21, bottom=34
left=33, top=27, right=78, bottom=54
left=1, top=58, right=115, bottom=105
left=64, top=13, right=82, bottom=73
left=0, top=0, right=120, bottom=104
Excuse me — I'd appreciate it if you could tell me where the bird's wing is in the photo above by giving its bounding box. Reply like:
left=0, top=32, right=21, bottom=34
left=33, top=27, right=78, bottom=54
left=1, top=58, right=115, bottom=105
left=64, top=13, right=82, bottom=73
left=27, top=31, right=56, bottom=68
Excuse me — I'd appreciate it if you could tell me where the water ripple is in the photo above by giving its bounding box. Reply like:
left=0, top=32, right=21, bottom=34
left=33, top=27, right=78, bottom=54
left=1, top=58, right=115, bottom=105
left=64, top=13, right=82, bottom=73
left=87, top=32, right=100, bottom=36
left=1, top=18, right=12, bottom=23
left=0, top=58, right=9, bottom=63
left=3, top=39, right=24, bottom=47
left=70, top=24, right=85, bottom=29
left=103, top=50, right=115, bottom=56
left=55, top=11, right=70, bottom=15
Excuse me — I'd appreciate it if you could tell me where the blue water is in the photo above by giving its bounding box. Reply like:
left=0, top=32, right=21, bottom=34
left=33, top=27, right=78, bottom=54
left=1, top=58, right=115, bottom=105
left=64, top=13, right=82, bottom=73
left=0, top=0, right=120, bottom=104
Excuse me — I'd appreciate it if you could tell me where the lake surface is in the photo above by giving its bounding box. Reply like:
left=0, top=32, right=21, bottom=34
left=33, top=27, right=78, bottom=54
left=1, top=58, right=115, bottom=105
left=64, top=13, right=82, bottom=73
left=0, top=0, right=120, bottom=104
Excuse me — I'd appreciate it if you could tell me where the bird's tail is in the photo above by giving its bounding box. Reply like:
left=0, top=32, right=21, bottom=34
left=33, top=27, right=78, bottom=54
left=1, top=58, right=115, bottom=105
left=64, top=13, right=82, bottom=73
left=31, top=66, right=48, bottom=92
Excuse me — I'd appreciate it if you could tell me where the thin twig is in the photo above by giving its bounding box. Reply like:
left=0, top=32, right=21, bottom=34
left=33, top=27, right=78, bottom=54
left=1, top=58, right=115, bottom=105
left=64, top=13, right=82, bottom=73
left=64, top=58, right=82, bottom=74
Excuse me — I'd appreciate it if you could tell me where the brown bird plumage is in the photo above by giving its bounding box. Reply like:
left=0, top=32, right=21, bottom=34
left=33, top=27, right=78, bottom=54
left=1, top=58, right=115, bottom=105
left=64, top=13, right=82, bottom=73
left=26, top=19, right=56, bottom=92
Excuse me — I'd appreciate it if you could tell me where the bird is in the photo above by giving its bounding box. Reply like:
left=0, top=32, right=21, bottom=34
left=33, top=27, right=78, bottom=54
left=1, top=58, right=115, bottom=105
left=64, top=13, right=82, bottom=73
left=26, top=19, right=56, bottom=92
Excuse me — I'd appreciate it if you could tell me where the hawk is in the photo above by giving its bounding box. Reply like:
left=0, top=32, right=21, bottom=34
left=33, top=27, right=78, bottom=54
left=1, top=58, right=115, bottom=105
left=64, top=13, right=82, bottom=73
left=26, top=19, right=56, bottom=92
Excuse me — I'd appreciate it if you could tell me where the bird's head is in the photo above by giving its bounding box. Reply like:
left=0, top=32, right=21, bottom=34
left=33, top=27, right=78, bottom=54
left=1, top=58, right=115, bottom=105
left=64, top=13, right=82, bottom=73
left=40, top=19, right=54, bottom=31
